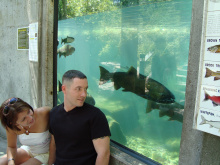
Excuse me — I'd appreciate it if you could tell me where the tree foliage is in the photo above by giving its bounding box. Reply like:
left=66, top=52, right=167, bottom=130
left=58, top=0, right=171, bottom=20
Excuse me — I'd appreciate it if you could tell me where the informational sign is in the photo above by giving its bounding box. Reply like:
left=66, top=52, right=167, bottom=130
left=29, top=22, right=38, bottom=62
left=193, top=0, right=220, bottom=136
left=17, top=27, right=29, bottom=50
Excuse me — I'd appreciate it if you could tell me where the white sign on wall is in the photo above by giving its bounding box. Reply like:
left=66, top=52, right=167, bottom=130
left=193, top=0, right=220, bottom=137
left=29, top=22, right=38, bottom=62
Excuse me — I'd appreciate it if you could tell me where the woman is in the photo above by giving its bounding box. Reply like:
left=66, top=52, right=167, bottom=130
left=0, top=97, right=51, bottom=165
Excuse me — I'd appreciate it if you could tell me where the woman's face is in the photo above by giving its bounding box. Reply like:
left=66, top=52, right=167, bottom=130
left=16, top=109, right=35, bottom=127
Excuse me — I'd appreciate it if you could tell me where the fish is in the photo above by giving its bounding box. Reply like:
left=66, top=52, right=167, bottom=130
left=205, top=67, right=220, bottom=80
left=57, top=44, right=75, bottom=58
left=146, top=100, right=184, bottom=123
left=200, top=115, right=220, bottom=131
left=207, top=44, right=220, bottom=53
left=99, top=66, right=175, bottom=104
left=204, top=91, right=220, bottom=106
left=61, top=36, right=75, bottom=45
left=159, top=109, right=184, bottom=123
left=146, top=100, right=184, bottom=113
left=58, top=80, right=95, bottom=106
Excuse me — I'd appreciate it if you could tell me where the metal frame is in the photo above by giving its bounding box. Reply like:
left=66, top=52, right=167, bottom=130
left=53, top=0, right=58, bottom=107
left=111, top=140, right=161, bottom=165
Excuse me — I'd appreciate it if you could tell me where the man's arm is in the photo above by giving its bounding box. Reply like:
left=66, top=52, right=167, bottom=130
left=92, top=136, right=110, bottom=165
left=48, top=135, right=56, bottom=165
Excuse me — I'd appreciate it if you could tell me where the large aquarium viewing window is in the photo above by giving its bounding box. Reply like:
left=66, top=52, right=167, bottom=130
left=55, top=0, right=192, bottom=164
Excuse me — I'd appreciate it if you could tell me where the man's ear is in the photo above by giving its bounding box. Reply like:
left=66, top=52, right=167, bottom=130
left=62, top=84, right=66, bottom=94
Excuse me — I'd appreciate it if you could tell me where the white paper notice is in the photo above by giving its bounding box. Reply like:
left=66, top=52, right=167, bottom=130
left=29, top=22, right=38, bottom=62
left=206, top=11, right=220, bottom=37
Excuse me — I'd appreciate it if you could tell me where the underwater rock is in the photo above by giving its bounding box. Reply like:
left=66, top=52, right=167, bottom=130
left=165, top=138, right=181, bottom=152
left=106, top=116, right=127, bottom=145
left=85, top=93, right=96, bottom=106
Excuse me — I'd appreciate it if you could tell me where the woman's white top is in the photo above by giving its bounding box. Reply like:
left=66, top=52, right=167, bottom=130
left=18, top=130, right=51, bottom=154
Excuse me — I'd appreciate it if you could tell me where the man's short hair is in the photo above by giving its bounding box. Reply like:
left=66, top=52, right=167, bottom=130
left=62, top=70, right=87, bottom=84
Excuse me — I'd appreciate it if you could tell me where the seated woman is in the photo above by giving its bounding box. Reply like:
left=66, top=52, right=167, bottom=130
left=0, top=97, right=51, bottom=165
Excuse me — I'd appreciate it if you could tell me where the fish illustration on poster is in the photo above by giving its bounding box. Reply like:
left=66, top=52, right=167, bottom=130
left=202, top=61, right=220, bottom=86
left=196, top=111, right=220, bottom=136
left=208, top=0, right=220, bottom=12
left=204, top=37, right=220, bottom=61
left=199, top=85, right=220, bottom=110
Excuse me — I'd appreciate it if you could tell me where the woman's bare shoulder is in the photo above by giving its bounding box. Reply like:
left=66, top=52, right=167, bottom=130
left=35, top=106, right=51, bottom=116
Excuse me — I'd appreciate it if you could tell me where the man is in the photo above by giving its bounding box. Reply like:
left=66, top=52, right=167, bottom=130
left=48, top=70, right=111, bottom=165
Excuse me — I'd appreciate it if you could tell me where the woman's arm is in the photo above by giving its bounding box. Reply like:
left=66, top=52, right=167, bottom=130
left=6, top=129, right=18, bottom=165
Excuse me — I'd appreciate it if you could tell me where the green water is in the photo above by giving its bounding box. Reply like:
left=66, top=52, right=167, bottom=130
left=57, top=0, right=192, bottom=164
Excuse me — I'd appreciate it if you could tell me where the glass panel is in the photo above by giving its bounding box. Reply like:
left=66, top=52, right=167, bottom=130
left=57, top=0, right=192, bottom=164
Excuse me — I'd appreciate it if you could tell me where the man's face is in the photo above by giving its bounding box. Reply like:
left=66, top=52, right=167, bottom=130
left=63, top=78, right=88, bottom=109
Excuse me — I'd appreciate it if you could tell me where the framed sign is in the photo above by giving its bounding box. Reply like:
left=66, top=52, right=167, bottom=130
left=17, top=27, right=29, bottom=50
left=193, top=0, right=220, bottom=136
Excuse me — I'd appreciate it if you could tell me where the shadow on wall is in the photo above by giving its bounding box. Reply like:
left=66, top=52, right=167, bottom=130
left=0, top=123, right=7, bottom=156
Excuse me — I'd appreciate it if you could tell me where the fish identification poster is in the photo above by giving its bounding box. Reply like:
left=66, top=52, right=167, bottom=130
left=193, top=0, right=220, bottom=137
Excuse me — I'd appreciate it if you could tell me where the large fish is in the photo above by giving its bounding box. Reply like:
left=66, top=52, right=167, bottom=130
left=200, top=115, right=220, bottom=131
left=207, top=44, right=220, bottom=53
left=61, top=36, right=75, bottom=45
left=57, top=44, right=75, bottom=58
left=99, top=66, right=175, bottom=104
left=204, top=91, right=220, bottom=106
left=146, top=100, right=184, bottom=123
left=205, top=67, right=220, bottom=80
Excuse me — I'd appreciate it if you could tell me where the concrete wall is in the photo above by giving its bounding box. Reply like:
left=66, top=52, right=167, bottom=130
left=0, top=0, right=53, bottom=108
left=0, top=0, right=54, bottom=155
left=0, top=1, right=34, bottom=109
left=179, top=0, right=220, bottom=164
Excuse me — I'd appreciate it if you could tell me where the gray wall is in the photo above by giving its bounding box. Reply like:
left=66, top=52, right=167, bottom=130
left=179, top=0, right=220, bottom=165
left=0, top=0, right=53, bottom=107
left=0, top=0, right=53, bottom=155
